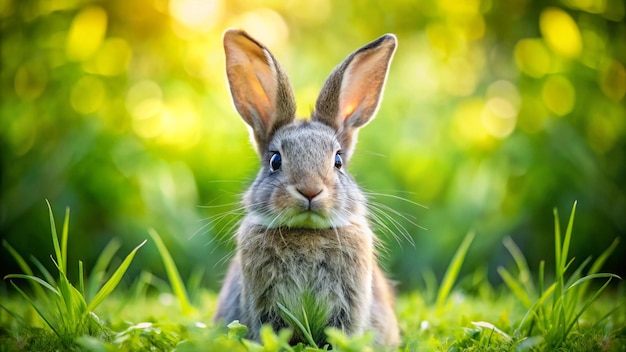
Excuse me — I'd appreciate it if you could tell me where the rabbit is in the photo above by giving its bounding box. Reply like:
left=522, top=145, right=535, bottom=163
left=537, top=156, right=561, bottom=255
left=213, top=28, right=400, bottom=347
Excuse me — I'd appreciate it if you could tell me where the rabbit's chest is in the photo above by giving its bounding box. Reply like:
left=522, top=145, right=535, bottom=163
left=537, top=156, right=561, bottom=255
left=238, top=226, right=373, bottom=315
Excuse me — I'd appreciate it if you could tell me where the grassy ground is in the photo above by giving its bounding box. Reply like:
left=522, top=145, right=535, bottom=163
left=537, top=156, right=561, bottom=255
left=1, top=202, right=625, bottom=351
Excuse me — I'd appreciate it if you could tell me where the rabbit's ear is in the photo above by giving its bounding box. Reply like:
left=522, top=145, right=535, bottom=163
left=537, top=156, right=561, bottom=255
left=313, top=34, right=397, bottom=158
left=223, top=29, right=296, bottom=155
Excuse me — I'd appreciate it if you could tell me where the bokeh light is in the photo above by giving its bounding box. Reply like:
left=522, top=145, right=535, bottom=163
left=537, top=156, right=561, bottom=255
left=65, top=6, right=107, bottom=61
left=514, top=39, right=552, bottom=78
left=541, top=75, right=576, bottom=116
left=540, top=7, right=583, bottom=58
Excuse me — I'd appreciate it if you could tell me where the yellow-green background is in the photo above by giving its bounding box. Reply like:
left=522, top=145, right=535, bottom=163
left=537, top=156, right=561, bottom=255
left=1, top=0, right=624, bottom=291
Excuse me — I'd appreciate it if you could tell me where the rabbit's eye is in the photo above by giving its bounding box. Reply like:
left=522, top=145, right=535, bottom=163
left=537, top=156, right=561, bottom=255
left=269, top=152, right=282, bottom=172
left=334, top=152, right=343, bottom=170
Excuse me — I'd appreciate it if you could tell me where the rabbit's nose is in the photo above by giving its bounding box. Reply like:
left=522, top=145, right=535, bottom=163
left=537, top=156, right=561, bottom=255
left=297, top=187, right=323, bottom=201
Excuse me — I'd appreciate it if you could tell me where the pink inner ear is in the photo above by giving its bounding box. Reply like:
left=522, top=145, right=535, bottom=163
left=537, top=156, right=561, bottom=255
left=337, top=39, right=395, bottom=125
left=225, top=31, right=277, bottom=127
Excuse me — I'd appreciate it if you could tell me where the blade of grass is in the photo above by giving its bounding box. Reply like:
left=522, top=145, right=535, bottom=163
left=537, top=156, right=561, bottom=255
left=57, top=272, right=86, bottom=324
left=4, top=274, right=61, bottom=295
left=586, top=238, right=619, bottom=276
left=502, top=237, right=535, bottom=296
left=578, top=238, right=619, bottom=302
left=86, top=238, right=121, bottom=301
left=61, top=206, right=70, bottom=274
left=0, top=302, right=27, bottom=326
left=537, top=260, right=546, bottom=334
left=9, top=281, right=61, bottom=337
left=564, top=257, right=591, bottom=288
left=148, top=228, right=193, bottom=315
left=46, top=199, right=64, bottom=275
left=518, top=282, right=556, bottom=333
left=555, top=202, right=577, bottom=335
left=592, top=305, right=622, bottom=329
left=86, top=239, right=147, bottom=312
left=560, top=201, right=577, bottom=275
left=553, top=207, right=563, bottom=311
left=2, top=240, right=49, bottom=300
left=30, top=255, right=56, bottom=287
left=133, top=271, right=154, bottom=300
left=276, top=302, right=318, bottom=348
left=2, top=240, right=34, bottom=276
left=436, top=231, right=475, bottom=312
left=79, top=260, right=85, bottom=296
left=558, top=275, right=618, bottom=347
left=497, top=266, right=533, bottom=308
left=561, top=256, right=593, bottom=327
left=567, top=273, right=622, bottom=290
left=553, top=203, right=577, bottom=304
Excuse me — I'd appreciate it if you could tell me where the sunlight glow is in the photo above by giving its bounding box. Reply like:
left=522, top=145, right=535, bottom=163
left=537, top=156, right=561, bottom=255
left=427, top=22, right=463, bottom=59
left=514, top=39, right=551, bottom=78
left=452, top=99, right=494, bottom=149
left=65, top=6, right=107, bottom=61
left=284, top=0, right=331, bottom=25
left=540, top=7, right=582, bottom=58
left=84, top=38, right=132, bottom=76
left=169, top=0, right=222, bottom=33
left=127, top=81, right=164, bottom=139
left=437, top=0, right=481, bottom=16
left=441, top=56, right=480, bottom=96
left=482, top=80, right=521, bottom=139
left=131, top=99, right=164, bottom=139
left=159, top=99, right=201, bottom=150
left=125, top=80, right=201, bottom=149
left=228, top=9, right=289, bottom=49
left=482, top=97, right=517, bottom=138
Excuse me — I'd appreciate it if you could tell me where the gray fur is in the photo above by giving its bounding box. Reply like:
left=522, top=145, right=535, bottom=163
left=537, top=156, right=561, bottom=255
left=215, top=29, right=399, bottom=347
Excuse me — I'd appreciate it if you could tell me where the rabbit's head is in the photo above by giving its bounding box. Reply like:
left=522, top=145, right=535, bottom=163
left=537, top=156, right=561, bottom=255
left=223, top=29, right=396, bottom=229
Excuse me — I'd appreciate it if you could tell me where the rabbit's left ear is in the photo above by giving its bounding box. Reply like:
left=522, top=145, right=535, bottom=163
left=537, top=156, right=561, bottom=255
left=223, top=29, right=296, bottom=156
left=313, top=34, right=397, bottom=159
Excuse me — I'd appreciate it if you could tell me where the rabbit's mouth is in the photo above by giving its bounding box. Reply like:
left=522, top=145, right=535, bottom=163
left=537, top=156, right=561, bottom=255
left=247, top=208, right=351, bottom=229
left=280, top=202, right=355, bottom=229
left=282, top=210, right=333, bottom=229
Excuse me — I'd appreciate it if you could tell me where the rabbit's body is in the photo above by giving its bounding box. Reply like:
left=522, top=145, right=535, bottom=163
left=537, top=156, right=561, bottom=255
left=214, top=29, right=400, bottom=347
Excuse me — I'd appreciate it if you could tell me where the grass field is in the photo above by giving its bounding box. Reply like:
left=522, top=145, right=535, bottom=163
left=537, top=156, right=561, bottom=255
left=1, top=202, right=624, bottom=351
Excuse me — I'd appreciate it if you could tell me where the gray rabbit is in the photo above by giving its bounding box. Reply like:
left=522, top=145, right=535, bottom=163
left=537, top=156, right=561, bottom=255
left=214, top=29, right=400, bottom=347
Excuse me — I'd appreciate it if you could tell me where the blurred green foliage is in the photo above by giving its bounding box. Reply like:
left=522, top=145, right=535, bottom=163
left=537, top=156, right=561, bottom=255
left=1, top=0, right=625, bottom=292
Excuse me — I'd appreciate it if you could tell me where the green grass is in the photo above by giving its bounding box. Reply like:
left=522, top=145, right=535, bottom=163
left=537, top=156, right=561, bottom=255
left=1, top=201, right=625, bottom=351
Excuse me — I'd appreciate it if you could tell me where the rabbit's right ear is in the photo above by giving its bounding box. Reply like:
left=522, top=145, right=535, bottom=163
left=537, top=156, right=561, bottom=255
left=223, top=29, right=296, bottom=155
left=313, top=34, right=397, bottom=161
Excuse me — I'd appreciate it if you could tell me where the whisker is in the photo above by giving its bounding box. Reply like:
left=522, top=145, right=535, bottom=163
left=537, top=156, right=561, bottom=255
left=371, top=201, right=426, bottom=232
left=362, top=190, right=429, bottom=210
left=365, top=205, right=401, bottom=254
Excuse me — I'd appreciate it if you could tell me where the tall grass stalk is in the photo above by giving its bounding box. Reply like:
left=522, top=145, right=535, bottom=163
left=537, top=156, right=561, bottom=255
left=436, top=231, right=475, bottom=313
left=276, top=289, right=332, bottom=348
left=498, top=201, right=621, bottom=349
left=3, top=201, right=146, bottom=346
left=148, top=228, right=194, bottom=315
